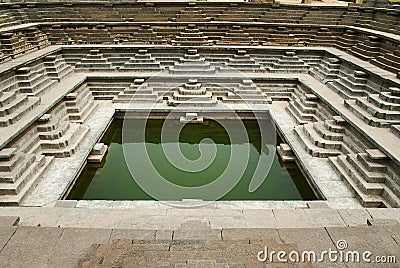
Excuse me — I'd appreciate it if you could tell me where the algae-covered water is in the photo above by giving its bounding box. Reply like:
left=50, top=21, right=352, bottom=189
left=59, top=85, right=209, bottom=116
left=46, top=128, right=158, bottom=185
left=67, top=119, right=316, bottom=201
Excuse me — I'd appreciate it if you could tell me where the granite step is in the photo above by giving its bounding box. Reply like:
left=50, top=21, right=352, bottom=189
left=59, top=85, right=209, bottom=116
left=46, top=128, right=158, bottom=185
left=328, top=156, right=389, bottom=208
left=294, top=125, right=341, bottom=158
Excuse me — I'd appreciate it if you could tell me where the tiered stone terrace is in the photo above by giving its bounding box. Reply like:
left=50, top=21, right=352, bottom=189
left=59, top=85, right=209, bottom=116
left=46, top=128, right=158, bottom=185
left=0, top=44, right=398, bottom=209
left=0, top=1, right=399, bottom=266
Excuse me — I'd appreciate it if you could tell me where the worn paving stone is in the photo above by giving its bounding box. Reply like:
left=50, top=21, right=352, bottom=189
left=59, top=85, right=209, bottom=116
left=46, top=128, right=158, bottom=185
left=222, top=228, right=280, bottom=241
left=273, top=209, right=310, bottom=228
left=277, top=228, right=345, bottom=267
left=48, top=228, right=112, bottom=268
left=0, top=216, right=19, bottom=226
left=0, top=226, right=64, bottom=267
left=367, top=208, right=400, bottom=222
left=156, top=230, right=173, bottom=240
left=0, top=227, right=17, bottom=251
left=337, top=209, right=372, bottom=226
left=303, top=209, right=346, bottom=227
left=110, top=229, right=156, bottom=241
left=326, top=226, right=400, bottom=268
left=242, top=209, right=277, bottom=228
left=173, top=228, right=222, bottom=240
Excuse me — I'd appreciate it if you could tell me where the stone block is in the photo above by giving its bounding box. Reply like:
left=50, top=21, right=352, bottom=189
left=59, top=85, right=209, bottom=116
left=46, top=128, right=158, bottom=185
left=328, top=57, right=341, bottom=64
left=0, top=216, right=19, bottom=226
left=307, top=201, right=329, bottom=209
left=389, top=87, right=400, bottom=97
left=0, top=148, right=17, bottom=160
left=16, top=67, right=30, bottom=74
left=333, top=116, right=346, bottom=124
left=367, top=218, right=399, bottom=226
left=38, top=114, right=52, bottom=123
left=64, top=93, right=78, bottom=100
left=54, top=200, right=77, bottom=208
left=354, top=70, right=368, bottom=78
left=88, top=143, right=108, bottom=163
left=366, top=149, right=387, bottom=161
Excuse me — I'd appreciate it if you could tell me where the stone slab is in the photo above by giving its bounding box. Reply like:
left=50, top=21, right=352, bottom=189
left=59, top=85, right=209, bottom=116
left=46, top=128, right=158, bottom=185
left=48, top=228, right=111, bottom=268
left=0, top=216, right=19, bottom=226
left=0, top=227, right=17, bottom=251
left=242, top=209, right=277, bottom=228
left=326, top=226, right=400, bottom=268
left=0, top=226, right=64, bottom=267
left=54, top=200, right=77, bottom=208
left=277, top=228, right=344, bottom=268
left=337, top=209, right=371, bottom=226
left=156, top=230, right=173, bottom=240
left=110, top=229, right=156, bottom=241
left=0, top=148, right=16, bottom=160
left=173, top=228, right=222, bottom=240
left=307, top=201, right=330, bottom=209
left=222, top=228, right=279, bottom=241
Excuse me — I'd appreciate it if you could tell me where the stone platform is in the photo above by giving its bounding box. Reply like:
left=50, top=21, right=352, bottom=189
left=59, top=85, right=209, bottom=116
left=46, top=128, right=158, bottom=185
left=0, top=1, right=399, bottom=266
left=0, top=208, right=398, bottom=267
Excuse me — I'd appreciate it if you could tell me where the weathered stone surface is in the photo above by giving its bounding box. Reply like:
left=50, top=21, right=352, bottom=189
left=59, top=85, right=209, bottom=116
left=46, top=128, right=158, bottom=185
left=110, top=229, right=156, bottom=241
left=48, top=228, right=112, bottom=267
left=0, top=216, right=19, bottom=226
left=0, top=226, right=64, bottom=267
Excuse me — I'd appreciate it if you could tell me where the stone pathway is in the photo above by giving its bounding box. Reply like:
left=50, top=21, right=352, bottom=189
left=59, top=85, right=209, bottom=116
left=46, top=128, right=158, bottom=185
left=0, top=213, right=398, bottom=268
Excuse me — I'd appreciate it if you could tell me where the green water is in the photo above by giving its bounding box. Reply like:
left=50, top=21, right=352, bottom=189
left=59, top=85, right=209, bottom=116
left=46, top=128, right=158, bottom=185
left=67, top=119, right=317, bottom=201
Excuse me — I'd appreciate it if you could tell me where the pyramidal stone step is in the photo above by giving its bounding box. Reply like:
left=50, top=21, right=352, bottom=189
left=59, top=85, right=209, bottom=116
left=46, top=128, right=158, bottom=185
left=328, top=156, right=389, bottom=208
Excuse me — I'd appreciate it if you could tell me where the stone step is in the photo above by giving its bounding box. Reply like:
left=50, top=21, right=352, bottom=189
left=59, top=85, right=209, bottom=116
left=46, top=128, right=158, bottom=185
left=0, top=156, right=54, bottom=206
left=38, top=120, right=70, bottom=140
left=68, top=100, right=97, bottom=123
left=303, top=123, right=344, bottom=150
left=18, top=73, right=57, bottom=96
left=323, top=120, right=346, bottom=134
left=328, top=156, right=389, bottom=208
left=294, top=126, right=341, bottom=158
left=380, top=90, right=400, bottom=104
left=346, top=154, right=387, bottom=183
left=339, top=154, right=400, bottom=207
left=0, top=96, right=40, bottom=127
left=337, top=154, right=385, bottom=196
left=370, top=93, right=400, bottom=110
left=356, top=97, right=400, bottom=120
left=0, top=92, right=17, bottom=107
left=313, top=121, right=344, bottom=141
left=391, top=125, right=400, bottom=138
left=285, top=104, right=313, bottom=125
left=328, top=80, right=366, bottom=100
left=344, top=99, right=400, bottom=128
left=40, top=122, right=81, bottom=149
left=167, top=99, right=217, bottom=107
left=0, top=153, right=35, bottom=182
left=0, top=154, right=45, bottom=195
left=40, top=124, right=89, bottom=157
left=357, top=153, right=388, bottom=173
left=76, top=238, right=300, bottom=268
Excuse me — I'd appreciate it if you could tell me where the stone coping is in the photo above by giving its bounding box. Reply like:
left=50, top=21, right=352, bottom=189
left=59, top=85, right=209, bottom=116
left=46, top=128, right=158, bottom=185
left=1, top=206, right=399, bottom=229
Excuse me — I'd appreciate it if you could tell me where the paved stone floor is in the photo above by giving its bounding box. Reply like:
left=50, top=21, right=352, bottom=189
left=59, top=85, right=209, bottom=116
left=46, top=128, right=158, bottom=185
left=0, top=211, right=398, bottom=268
